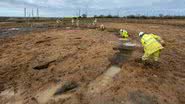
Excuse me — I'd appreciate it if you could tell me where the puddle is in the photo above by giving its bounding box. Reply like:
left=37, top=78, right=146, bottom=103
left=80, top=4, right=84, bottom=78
left=8, top=28, right=20, bottom=31
left=0, top=26, right=51, bottom=38
left=0, top=27, right=33, bottom=38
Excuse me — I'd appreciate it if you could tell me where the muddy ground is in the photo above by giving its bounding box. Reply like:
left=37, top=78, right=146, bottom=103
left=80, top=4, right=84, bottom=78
left=0, top=21, right=185, bottom=104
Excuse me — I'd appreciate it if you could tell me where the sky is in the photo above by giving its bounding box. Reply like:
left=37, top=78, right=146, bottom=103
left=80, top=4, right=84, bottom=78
left=0, top=0, right=185, bottom=17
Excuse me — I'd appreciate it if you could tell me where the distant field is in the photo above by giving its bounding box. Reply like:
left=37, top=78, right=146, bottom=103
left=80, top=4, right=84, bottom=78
left=1, top=17, right=185, bottom=29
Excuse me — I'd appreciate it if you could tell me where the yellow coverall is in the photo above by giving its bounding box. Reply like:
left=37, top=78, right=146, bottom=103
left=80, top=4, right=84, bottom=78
left=141, top=34, right=164, bottom=61
left=120, top=31, right=129, bottom=41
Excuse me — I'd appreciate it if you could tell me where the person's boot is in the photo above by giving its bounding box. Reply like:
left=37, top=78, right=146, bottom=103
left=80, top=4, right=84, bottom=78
left=142, top=60, right=154, bottom=68
left=153, top=61, right=160, bottom=69
left=135, top=58, right=142, bottom=63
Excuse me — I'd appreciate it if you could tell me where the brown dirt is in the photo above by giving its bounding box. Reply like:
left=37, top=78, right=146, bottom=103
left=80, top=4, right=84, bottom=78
left=0, top=21, right=185, bottom=104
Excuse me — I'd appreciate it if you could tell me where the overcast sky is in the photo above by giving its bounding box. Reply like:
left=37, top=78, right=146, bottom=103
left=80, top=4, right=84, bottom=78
left=0, top=0, right=185, bottom=17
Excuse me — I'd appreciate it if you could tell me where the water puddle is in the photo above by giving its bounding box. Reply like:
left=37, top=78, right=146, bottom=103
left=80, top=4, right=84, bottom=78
left=0, top=27, right=34, bottom=38
left=0, top=26, right=52, bottom=38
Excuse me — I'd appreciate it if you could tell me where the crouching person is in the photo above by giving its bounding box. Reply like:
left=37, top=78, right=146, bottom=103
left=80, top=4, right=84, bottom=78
left=139, top=32, right=165, bottom=67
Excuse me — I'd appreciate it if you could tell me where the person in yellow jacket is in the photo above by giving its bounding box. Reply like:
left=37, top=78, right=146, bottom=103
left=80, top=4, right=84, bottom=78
left=120, top=29, right=129, bottom=41
left=139, top=32, right=165, bottom=62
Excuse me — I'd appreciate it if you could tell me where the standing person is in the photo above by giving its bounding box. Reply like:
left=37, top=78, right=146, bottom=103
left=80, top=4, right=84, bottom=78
left=139, top=32, right=165, bottom=65
left=93, top=18, right=97, bottom=26
left=100, top=24, right=105, bottom=31
left=71, top=18, right=75, bottom=26
left=76, top=19, right=80, bottom=27
left=56, top=19, right=62, bottom=27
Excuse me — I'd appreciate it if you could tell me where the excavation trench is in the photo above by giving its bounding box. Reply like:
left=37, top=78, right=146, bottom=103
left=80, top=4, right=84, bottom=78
left=33, top=41, right=136, bottom=103
left=87, top=41, right=136, bottom=95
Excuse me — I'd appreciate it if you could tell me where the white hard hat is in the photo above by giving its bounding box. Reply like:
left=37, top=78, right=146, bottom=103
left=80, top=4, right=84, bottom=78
left=120, top=29, right=123, bottom=32
left=139, top=32, right=145, bottom=37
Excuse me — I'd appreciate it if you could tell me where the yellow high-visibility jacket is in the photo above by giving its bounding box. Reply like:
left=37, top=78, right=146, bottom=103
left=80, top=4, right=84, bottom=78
left=141, top=34, right=164, bottom=55
left=120, top=31, right=129, bottom=39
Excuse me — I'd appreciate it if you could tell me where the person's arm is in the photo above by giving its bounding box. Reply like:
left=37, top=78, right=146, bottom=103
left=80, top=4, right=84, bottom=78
left=120, top=32, right=123, bottom=37
left=141, top=38, right=145, bottom=46
left=141, top=38, right=146, bottom=52
left=126, top=33, right=129, bottom=38
left=151, top=34, right=161, bottom=40
left=152, top=34, right=165, bottom=46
